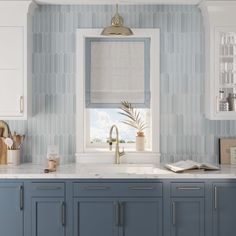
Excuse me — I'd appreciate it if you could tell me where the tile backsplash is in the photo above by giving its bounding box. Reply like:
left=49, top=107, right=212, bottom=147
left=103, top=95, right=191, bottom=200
left=6, top=5, right=236, bottom=164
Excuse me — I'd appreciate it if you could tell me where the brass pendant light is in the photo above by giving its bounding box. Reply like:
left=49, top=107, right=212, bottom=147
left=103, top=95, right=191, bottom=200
left=101, top=4, right=133, bottom=36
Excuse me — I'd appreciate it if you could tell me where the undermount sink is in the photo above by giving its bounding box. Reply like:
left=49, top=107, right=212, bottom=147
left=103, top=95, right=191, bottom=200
left=83, top=164, right=171, bottom=175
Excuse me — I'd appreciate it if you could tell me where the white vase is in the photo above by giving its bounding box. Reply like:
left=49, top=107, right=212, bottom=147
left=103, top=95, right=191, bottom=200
left=7, top=150, right=21, bottom=166
left=136, top=136, right=145, bottom=151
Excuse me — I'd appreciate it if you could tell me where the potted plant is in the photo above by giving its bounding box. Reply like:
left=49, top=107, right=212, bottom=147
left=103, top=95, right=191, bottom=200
left=119, top=101, right=147, bottom=151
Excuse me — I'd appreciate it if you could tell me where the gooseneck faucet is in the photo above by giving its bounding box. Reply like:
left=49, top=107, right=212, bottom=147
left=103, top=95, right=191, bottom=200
left=109, top=125, right=125, bottom=164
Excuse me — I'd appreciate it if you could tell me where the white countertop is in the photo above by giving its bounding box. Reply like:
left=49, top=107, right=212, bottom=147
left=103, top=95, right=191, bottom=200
left=0, top=163, right=236, bottom=179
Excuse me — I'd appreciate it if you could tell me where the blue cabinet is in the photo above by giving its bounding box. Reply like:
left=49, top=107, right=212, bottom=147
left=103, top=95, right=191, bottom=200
left=74, top=198, right=118, bottom=236
left=0, top=182, right=23, bottom=236
left=171, top=198, right=204, bottom=236
left=118, top=198, right=162, bottom=236
left=73, top=182, right=163, bottom=236
left=25, top=182, right=66, bottom=236
left=31, top=198, right=66, bottom=236
left=1, top=179, right=236, bottom=236
left=213, top=183, right=236, bottom=236
left=74, top=198, right=162, bottom=236
left=170, top=182, right=205, bottom=236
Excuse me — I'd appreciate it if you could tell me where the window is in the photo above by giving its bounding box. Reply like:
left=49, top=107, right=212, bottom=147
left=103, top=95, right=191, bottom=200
left=76, top=29, right=160, bottom=161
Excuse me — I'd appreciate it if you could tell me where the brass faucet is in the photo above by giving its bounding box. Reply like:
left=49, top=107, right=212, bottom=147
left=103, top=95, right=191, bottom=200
left=109, top=125, right=125, bottom=164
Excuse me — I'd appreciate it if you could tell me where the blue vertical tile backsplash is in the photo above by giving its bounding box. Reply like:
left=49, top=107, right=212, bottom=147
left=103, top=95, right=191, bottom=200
left=6, top=5, right=236, bottom=164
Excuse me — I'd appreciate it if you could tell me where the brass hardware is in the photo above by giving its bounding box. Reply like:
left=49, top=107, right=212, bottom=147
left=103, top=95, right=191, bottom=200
left=177, top=187, right=201, bottom=190
left=36, top=186, right=61, bottom=190
left=214, top=186, right=217, bottom=209
left=20, top=96, right=24, bottom=113
left=114, top=202, right=119, bottom=226
left=19, top=186, right=24, bottom=210
left=101, top=4, right=133, bottom=36
left=84, top=186, right=110, bottom=190
left=119, top=202, right=124, bottom=226
left=109, top=124, right=125, bottom=164
left=61, top=202, right=66, bottom=226
left=172, top=202, right=176, bottom=225
left=128, top=186, right=155, bottom=190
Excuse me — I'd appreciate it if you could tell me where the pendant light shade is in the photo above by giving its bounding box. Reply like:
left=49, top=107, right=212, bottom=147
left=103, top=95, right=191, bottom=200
left=101, top=4, right=133, bottom=36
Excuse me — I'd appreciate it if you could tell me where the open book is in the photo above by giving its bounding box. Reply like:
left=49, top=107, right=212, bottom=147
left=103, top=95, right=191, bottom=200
left=165, top=160, right=220, bottom=173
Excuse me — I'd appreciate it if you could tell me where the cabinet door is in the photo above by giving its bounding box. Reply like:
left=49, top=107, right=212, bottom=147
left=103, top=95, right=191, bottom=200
left=31, top=197, right=66, bottom=236
left=171, top=198, right=204, bottom=236
left=119, top=198, right=162, bottom=236
left=74, top=198, right=118, bottom=236
left=213, top=183, right=236, bottom=236
left=0, top=183, right=23, bottom=236
left=0, top=27, right=24, bottom=117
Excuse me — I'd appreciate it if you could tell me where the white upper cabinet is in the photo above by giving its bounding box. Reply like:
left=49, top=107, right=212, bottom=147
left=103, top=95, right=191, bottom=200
left=0, top=1, right=36, bottom=120
left=200, top=1, right=236, bottom=120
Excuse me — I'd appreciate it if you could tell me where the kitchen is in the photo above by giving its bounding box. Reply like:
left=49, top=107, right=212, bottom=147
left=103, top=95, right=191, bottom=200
left=0, top=0, right=236, bottom=236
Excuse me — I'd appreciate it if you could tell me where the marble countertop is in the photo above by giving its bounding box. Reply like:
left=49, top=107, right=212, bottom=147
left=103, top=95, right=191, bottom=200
left=0, top=163, right=236, bottom=179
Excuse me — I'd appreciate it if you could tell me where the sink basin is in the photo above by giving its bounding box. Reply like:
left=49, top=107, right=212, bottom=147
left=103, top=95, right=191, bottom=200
left=82, top=164, right=171, bottom=175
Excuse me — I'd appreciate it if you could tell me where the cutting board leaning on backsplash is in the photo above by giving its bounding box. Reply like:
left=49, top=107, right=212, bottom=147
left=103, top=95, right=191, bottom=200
left=0, top=121, right=10, bottom=164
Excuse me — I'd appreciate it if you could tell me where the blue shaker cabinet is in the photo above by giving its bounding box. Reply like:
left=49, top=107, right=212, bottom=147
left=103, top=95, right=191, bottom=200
left=73, top=182, right=163, bottom=236
left=0, top=182, right=23, bottom=236
left=171, top=198, right=204, bottom=236
left=170, top=182, right=205, bottom=236
left=25, top=182, right=66, bottom=236
left=74, top=198, right=118, bottom=236
left=213, top=183, right=236, bottom=236
left=118, top=198, right=162, bottom=236
left=31, top=198, right=66, bottom=236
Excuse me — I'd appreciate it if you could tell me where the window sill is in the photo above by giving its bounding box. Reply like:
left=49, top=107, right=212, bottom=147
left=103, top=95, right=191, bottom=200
left=75, top=151, right=160, bottom=164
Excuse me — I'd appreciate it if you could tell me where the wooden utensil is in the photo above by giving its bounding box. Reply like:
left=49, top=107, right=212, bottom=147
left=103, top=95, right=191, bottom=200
left=0, top=121, right=10, bottom=138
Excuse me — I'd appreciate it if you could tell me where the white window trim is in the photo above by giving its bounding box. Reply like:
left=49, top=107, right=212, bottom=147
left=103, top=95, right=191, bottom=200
left=76, top=28, right=160, bottom=164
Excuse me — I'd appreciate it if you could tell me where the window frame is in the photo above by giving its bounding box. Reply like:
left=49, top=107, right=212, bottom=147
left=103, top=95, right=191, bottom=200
left=76, top=29, right=160, bottom=163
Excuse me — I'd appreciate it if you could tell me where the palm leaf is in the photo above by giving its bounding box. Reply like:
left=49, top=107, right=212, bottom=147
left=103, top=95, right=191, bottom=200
left=119, top=101, right=148, bottom=133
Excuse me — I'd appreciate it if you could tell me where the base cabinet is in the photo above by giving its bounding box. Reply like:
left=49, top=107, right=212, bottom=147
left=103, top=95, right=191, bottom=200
left=31, top=198, right=66, bottom=236
left=74, top=198, right=162, bottom=236
left=213, top=183, right=236, bottom=236
left=2, top=179, right=236, bottom=236
left=171, top=198, right=204, bottom=236
left=118, top=198, right=162, bottom=236
left=74, top=199, right=118, bottom=236
left=0, top=183, right=23, bottom=236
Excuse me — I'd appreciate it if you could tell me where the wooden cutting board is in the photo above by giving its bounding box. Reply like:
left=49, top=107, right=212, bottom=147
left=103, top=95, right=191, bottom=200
left=0, top=137, right=7, bottom=164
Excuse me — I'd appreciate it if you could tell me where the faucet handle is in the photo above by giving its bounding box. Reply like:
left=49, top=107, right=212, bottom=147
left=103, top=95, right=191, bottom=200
left=119, top=147, right=125, bottom=156
left=109, top=141, right=112, bottom=151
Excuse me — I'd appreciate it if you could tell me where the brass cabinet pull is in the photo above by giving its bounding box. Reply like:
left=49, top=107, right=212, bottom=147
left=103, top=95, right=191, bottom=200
left=214, top=186, right=217, bottom=210
left=177, top=187, right=201, bottom=190
left=19, top=186, right=24, bottom=210
left=128, top=186, right=155, bottom=190
left=114, top=202, right=119, bottom=226
left=172, top=202, right=176, bottom=225
left=36, top=186, right=62, bottom=190
left=84, top=186, right=110, bottom=190
left=61, top=202, right=66, bottom=226
left=20, top=96, right=24, bottom=113
left=119, top=202, right=124, bottom=227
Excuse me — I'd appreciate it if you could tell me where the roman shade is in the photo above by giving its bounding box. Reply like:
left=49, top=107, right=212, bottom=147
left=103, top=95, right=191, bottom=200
left=85, top=38, right=150, bottom=108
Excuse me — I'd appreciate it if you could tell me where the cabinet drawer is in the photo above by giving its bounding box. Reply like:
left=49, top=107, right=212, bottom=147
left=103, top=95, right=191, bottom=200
left=73, top=182, right=162, bottom=197
left=29, top=182, right=65, bottom=197
left=171, top=183, right=204, bottom=197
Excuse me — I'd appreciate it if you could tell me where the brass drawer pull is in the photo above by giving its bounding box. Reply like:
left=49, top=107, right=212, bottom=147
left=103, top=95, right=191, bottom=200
left=19, top=186, right=24, bottom=210
left=214, top=186, right=217, bottom=209
left=177, top=187, right=201, bottom=190
left=84, top=186, right=110, bottom=190
left=36, top=186, right=62, bottom=190
left=172, top=201, right=176, bottom=225
left=128, top=186, right=155, bottom=190
left=61, top=202, right=66, bottom=226
left=20, top=96, right=24, bottom=113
